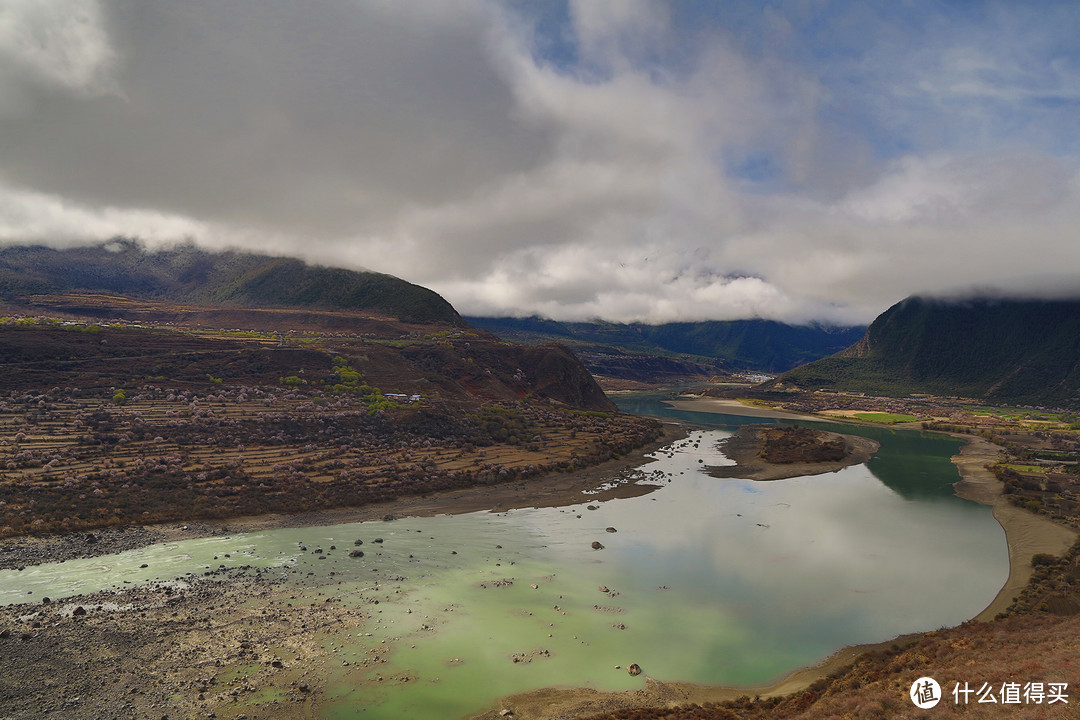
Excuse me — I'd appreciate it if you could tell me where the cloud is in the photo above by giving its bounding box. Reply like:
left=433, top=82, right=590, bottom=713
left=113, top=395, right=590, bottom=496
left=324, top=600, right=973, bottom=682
left=0, top=179, right=208, bottom=245
left=0, top=0, right=1077, bottom=325
left=0, top=0, right=117, bottom=96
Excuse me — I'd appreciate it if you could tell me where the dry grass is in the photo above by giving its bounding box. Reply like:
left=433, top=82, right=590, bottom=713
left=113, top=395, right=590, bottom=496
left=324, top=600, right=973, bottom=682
left=0, top=385, right=659, bottom=538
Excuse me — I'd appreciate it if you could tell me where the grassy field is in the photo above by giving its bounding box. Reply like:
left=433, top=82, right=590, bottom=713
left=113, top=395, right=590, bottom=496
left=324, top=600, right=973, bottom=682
left=999, top=463, right=1049, bottom=473
left=852, top=412, right=919, bottom=424
left=970, top=405, right=1080, bottom=426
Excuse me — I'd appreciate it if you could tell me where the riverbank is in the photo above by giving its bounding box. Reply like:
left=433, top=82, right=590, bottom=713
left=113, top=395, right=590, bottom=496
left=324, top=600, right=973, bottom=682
left=0, top=423, right=687, bottom=571
left=3, top=397, right=1069, bottom=720
left=470, top=397, right=1076, bottom=720
left=952, top=436, right=1077, bottom=621
left=671, top=396, right=1076, bottom=622
left=662, top=396, right=826, bottom=422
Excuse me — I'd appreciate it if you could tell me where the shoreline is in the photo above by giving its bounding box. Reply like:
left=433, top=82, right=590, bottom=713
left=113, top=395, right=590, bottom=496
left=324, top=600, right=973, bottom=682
left=662, top=396, right=827, bottom=422
left=5, top=395, right=1075, bottom=720
left=951, top=435, right=1077, bottom=621
left=473, top=397, right=1079, bottom=720
left=0, top=423, right=688, bottom=571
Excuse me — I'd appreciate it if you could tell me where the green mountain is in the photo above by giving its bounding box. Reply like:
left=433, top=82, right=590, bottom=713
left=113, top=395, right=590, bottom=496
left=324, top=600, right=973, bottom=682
left=0, top=240, right=463, bottom=325
left=466, top=316, right=864, bottom=373
left=780, top=295, right=1080, bottom=408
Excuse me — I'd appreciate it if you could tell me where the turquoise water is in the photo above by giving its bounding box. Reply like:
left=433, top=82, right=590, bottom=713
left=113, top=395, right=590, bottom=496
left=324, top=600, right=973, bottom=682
left=0, top=400, right=1008, bottom=719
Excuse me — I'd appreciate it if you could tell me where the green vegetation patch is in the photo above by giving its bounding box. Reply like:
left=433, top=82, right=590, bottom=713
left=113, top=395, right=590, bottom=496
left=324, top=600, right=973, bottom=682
left=853, top=412, right=919, bottom=424
left=1000, top=463, right=1048, bottom=474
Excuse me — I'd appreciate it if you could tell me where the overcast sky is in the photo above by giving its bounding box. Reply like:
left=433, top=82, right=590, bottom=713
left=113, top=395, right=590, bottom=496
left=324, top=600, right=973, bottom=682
left=1, top=0, right=1078, bottom=325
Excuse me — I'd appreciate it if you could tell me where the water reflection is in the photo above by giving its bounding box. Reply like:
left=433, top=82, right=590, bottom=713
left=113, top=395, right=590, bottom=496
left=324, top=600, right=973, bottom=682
left=616, top=394, right=967, bottom=501
left=0, top=403, right=1009, bottom=720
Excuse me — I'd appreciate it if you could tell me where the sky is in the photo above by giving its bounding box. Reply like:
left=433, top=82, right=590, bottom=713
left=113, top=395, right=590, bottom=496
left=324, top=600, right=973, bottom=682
left=1, top=0, right=1078, bottom=326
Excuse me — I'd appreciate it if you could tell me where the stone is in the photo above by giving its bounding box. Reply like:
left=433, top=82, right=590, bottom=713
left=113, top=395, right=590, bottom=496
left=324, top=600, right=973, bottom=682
left=591, top=541, right=604, bottom=550
left=627, top=663, right=642, bottom=676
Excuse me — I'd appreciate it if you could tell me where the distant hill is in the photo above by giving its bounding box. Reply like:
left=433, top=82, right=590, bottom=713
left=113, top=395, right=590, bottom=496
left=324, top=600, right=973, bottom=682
left=466, top=316, right=865, bottom=374
left=0, top=240, right=463, bottom=325
left=779, top=295, right=1080, bottom=408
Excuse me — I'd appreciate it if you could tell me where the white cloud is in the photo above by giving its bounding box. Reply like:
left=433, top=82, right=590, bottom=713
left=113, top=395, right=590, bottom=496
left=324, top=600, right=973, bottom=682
left=0, top=179, right=207, bottom=244
left=0, top=0, right=117, bottom=96
left=0, top=0, right=1077, bottom=326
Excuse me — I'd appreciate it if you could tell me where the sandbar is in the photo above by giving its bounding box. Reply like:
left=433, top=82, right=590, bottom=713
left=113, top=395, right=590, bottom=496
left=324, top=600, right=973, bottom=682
left=706, top=424, right=879, bottom=481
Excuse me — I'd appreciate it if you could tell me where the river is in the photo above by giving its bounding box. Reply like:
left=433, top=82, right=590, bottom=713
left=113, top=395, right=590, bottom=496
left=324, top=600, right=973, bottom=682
left=0, top=396, right=1008, bottom=719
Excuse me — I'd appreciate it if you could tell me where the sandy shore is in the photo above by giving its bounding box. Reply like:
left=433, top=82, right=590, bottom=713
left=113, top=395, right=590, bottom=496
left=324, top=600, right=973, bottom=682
left=663, top=396, right=826, bottom=421
left=952, top=436, right=1077, bottom=621
left=673, top=395, right=1076, bottom=622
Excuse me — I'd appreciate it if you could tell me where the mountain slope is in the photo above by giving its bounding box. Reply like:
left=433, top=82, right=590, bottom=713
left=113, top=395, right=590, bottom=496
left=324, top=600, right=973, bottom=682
left=466, top=316, right=864, bottom=374
left=780, top=295, right=1080, bottom=407
left=0, top=240, right=463, bottom=325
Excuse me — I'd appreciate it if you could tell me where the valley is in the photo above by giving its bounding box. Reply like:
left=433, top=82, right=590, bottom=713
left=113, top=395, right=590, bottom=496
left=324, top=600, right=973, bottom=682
left=2, top=245, right=1080, bottom=720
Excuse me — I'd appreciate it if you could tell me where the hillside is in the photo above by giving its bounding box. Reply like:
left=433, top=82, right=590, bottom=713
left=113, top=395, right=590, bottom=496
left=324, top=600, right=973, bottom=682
left=0, top=317, right=661, bottom=538
left=0, top=242, right=668, bottom=537
left=779, top=295, right=1080, bottom=408
left=0, top=240, right=463, bottom=325
left=466, top=316, right=864, bottom=376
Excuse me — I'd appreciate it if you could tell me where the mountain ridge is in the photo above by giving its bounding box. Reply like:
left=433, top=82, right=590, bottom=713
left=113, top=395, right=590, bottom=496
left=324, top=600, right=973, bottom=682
left=778, top=295, right=1080, bottom=408
left=466, top=315, right=865, bottom=375
left=0, top=240, right=464, bottom=325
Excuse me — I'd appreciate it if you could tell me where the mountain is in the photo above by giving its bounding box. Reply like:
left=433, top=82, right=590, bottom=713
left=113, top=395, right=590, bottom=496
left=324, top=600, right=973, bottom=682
left=779, top=295, right=1080, bottom=408
left=466, top=316, right=865, bottom=374
left=0, top=240, right=463, bottom=325
left=0, top=240, right=628, bottom=411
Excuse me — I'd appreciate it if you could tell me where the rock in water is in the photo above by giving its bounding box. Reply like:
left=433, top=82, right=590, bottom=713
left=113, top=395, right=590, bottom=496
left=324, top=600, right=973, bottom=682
left=627, top=663, right=642, bottom=676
